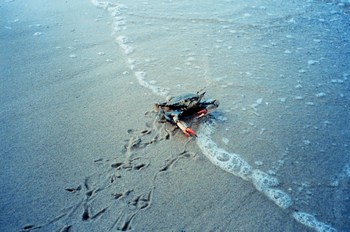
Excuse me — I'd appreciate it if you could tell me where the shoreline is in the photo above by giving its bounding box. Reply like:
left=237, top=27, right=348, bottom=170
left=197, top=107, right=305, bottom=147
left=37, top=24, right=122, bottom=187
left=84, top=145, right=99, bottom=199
left=1, top=0, right=348, bottom=231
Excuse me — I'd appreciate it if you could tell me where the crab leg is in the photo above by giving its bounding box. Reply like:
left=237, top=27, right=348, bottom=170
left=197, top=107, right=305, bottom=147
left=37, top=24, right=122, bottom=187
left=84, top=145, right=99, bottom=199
left=195, top=109, right=208, bottom=118
left=176, top=120, right=197, bottom=137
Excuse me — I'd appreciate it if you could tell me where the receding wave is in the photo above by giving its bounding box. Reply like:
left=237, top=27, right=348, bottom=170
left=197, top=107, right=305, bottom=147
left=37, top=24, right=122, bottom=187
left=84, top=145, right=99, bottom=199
left=91, top=0, right=340, bottom=231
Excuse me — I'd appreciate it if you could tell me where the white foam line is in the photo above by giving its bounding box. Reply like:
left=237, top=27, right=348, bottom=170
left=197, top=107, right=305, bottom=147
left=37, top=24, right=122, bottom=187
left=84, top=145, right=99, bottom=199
left=91, top=0, right=127, bottom=12
left=293, top=211, right=337, bottom=232
left=91, top=0, right=337, bottom=231
left=197, top=119, right=337, bottom=231
left=91, top=0, right=169, bottom=98
left=135, top=71, right=169, bottom=97
left=197, top=120, right=292, bottom=210
left=116, top=36, right=134, bottom=55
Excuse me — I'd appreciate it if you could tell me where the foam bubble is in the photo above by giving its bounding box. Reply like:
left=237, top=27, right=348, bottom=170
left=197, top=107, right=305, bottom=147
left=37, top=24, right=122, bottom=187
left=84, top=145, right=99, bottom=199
left=331, top=79, right=344, bottom=83
left=251, top=170, right=279, bottom=191
left=134, top=71, right=169, bottom=97
left=222, top=137, right=229, bottom=145
left=91, top=0, right=127, bottom=12
left=316, top=92, right=326, bottom=98
left=308, top=60, right=319, bottom=65
left=250, top=170, right=292, bottom=209
left=293, top=211, right=337, bottom=232
left=91, top=0, right=127, bottom=32
left=33, top=32, right=43, bottom=36
left=197, top=122, right=252, bottom=180
left=263, top=188, right=292, bottom=209
left=198, top=120, right=293, bottom=209
left=116, top=36, right=134, bottom=55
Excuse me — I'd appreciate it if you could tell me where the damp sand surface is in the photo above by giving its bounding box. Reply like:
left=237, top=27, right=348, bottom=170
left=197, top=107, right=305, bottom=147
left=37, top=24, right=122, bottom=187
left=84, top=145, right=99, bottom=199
left=1, top=0, right=349, bottom=231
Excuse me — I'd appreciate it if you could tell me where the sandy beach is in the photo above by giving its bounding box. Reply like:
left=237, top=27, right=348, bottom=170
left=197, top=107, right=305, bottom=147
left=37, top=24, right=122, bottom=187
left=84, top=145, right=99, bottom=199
left=0, top=0, right=158, bottom=230
left=1, top=0, right=349, bottom=231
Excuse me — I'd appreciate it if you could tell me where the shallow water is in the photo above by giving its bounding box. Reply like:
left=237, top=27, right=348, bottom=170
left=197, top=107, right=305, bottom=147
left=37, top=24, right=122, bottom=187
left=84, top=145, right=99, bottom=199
left=91, top=0, right=350, bottom=231
left=1, top=0, right=349, bottom=231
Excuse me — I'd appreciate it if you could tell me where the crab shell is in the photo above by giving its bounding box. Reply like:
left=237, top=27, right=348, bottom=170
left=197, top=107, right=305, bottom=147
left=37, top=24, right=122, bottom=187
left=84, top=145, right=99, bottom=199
left=156, top=91, right=219, bottom=124
left=157, top=91, right=206, bottom=110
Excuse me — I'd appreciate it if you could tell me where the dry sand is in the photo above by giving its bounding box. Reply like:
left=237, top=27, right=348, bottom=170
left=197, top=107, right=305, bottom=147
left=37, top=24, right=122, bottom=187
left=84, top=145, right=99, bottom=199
left=1, top=0, right=342, bottom=231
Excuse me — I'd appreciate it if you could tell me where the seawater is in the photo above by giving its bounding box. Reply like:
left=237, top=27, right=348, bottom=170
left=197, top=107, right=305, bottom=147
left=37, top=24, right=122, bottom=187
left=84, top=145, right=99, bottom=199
left=91, top=0, right=350, bottom=231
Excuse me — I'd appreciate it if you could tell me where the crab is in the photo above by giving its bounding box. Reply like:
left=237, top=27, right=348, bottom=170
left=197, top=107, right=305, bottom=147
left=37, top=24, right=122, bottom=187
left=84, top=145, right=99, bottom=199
left=155, top=91, right=219, bottom=137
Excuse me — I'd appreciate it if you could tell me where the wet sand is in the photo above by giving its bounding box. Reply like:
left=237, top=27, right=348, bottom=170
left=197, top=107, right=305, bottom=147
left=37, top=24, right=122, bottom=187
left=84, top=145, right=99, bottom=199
left=1, top=0, right=348, bottom=232
left=0, top=0, right=157, bottom=230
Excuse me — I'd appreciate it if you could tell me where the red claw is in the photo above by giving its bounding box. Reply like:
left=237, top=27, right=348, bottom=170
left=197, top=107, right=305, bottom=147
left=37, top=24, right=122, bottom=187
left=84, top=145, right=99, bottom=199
left=196, top=109, right=208, bottom=118
left=185, top=128, right=197, bottom=137
left=176, top=120, right=197, bottom=137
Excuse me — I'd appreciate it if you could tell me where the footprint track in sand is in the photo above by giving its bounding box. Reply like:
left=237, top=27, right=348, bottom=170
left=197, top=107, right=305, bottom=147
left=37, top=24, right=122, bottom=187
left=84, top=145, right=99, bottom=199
left=21, top=114, right=194, bottom=232
left=111, top=157, right=150, bottom=172
left=159, top=150, right=198, bottom=172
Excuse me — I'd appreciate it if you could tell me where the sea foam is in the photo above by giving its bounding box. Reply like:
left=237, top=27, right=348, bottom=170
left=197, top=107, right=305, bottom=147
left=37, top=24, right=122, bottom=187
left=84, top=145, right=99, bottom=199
left=197, top=120, right=293, bottom=209
left=91, top=0, right=168, bottom=97
left=293, top=211, right=337, bottom=232
left=116, top=36, right=134, bottom=55
left=91, top=0, right=338, bottom=230
left=135, top=71, right=169, bottom=97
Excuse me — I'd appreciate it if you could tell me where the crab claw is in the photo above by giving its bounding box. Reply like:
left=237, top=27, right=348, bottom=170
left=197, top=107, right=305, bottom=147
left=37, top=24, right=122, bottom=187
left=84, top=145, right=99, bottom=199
left=185, top=127, right=197, bottom=137
left=176, top=120, right=197, bottom=137
left=196, top=109, right=208, bottom=118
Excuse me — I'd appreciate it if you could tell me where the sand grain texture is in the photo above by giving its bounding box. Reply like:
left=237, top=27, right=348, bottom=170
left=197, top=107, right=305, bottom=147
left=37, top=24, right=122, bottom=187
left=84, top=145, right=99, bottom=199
left=1, top=0, right=349, bottom=232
